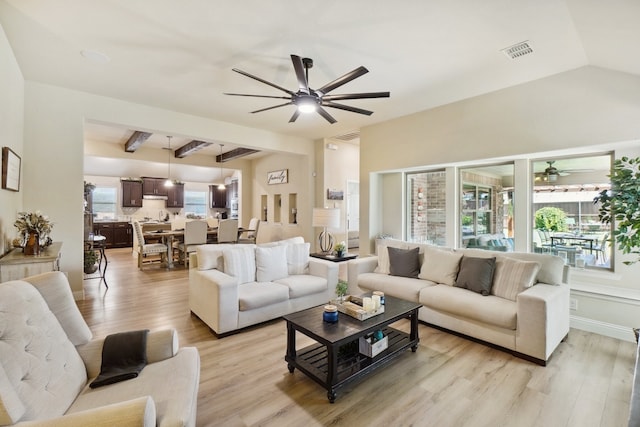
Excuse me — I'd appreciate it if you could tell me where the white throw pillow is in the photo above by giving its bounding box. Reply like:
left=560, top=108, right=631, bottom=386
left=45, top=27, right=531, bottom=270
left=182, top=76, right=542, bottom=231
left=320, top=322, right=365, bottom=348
left=255, top=245, right=289, bottom=282
left=286, top=242, right=310, bottom=275
left=491, top=257, right=541, bottom=301
left=419, top=247, right=463, bottom=285
left=223, top=247, right=256, bottom=284
left=197, top=245, right=227, bottom=271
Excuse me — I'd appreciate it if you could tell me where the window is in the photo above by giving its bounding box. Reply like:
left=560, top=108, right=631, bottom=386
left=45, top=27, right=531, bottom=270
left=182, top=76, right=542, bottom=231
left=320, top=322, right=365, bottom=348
left=459, top=164, right=515, bottom=251
left=92, top=187, right=117, bottom=219
left=532, top=153, right=612, bottom=269
left=406, top=170, right=446, bottom=246
left=185, top=191, right=207, bottom=216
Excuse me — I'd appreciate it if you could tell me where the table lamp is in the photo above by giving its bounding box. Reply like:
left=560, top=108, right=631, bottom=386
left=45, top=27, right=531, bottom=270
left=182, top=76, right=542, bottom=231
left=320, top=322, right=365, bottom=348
left=312, top=208, right=340, bottom=253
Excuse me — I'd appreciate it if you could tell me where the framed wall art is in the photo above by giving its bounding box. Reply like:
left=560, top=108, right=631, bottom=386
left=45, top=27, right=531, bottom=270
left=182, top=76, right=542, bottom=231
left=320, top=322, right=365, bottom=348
left=327, top=188, right=344, bottom=200
left=2, top=147, right=21, bottom=192
left=267, top=169, right=288, bottom=185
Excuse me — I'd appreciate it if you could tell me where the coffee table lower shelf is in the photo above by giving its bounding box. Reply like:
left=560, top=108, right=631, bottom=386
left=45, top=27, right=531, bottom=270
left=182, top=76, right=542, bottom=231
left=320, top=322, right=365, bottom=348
left=286, top=326, right=416, bottom=402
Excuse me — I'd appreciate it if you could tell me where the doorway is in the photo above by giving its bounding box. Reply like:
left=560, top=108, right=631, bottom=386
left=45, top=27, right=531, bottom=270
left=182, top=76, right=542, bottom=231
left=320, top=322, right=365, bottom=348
left=346, top=180, right=359, bottom=249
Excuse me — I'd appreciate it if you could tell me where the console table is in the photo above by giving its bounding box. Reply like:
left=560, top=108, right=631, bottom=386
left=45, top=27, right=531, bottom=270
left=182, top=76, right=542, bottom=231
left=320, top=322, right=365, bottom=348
left=0, top=242, right=62, bottom=282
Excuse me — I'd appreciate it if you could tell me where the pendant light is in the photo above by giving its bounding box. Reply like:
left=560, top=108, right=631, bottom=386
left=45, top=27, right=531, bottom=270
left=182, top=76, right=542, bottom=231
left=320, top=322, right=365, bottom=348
left=164, top=136, right=174, bottom=187
left=218, top=143, right=226, bottom=190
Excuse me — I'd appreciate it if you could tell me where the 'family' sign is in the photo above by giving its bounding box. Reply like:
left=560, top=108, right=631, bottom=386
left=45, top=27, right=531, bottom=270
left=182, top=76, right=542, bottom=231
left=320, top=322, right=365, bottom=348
left=267, top=169, right=288, bottom=185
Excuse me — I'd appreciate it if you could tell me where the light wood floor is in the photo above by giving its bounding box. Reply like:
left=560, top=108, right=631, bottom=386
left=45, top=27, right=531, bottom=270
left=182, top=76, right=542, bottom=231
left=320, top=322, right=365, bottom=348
left=77, top=248, right=636, bottom=427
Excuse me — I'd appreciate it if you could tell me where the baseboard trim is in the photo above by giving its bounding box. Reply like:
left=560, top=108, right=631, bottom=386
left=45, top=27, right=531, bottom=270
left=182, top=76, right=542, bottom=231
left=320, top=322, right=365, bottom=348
left=570, top=315, right=636, bottom=342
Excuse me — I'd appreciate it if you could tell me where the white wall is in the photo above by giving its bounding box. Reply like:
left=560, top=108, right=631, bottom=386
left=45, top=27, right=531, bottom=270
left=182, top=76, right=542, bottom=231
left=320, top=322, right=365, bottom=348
left=23, top=82, right=315, bottom=299
left=0, top=23, right=23, bottom=254
left=360, top=65, right=640, bottom=340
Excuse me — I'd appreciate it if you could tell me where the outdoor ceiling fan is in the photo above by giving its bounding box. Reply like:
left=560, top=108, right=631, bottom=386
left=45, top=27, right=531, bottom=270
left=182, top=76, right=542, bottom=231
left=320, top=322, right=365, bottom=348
left=535, top=161, right=570, bottom=182
left=225, top=54, right=390, bottom=124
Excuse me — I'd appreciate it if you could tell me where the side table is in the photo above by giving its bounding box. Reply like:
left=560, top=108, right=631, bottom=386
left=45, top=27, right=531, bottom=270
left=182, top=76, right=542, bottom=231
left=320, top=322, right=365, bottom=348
left=84, top=235, right=108, bottom=288
left=0, top=242, right=62, bottom=282
left=310, top=253, right=358, bottom=262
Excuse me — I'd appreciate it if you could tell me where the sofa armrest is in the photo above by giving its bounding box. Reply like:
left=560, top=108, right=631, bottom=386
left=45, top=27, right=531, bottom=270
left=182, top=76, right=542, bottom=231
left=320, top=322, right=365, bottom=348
left=347, top=256, right=379, bottom=291
left=516, top=283, right=570, bottom=362
left=308, top=258, right=339, bottom=293
left=188, top=268, right=240, bottom=334
left=77, top=329, right=180, bottom=379
left=17, top=396, right=155, bottom=427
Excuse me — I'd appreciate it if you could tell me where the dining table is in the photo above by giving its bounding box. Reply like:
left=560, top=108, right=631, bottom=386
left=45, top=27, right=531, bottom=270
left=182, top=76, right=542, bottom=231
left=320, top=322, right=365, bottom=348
left=550, top=233, right=596, bottom=254
left=143, top=227, right=243, bottom=269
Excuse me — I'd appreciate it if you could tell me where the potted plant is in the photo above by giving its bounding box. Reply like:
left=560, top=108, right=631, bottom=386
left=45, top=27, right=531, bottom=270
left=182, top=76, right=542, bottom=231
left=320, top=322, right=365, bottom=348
left=84, top=250, right=99, bottom=274
left=334, top=241, right=347, bottom=257
left=593, top=156, right=640, bottom=265
left=335, top=280, right=348, bottom=302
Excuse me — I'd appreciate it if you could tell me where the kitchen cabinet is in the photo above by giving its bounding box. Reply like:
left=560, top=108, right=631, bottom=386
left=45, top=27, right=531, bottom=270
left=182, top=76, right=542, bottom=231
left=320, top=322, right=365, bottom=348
left=166, top=183, right=184, bottom=208
left=121, top=180, right=143, bottom=207
left=142, top=177, right=168, bottom=197
left=226, top=180, right=238, bottom=208
left=209, top=184, right=227, bottom=208
left=93, top=222, right=133, bottom=248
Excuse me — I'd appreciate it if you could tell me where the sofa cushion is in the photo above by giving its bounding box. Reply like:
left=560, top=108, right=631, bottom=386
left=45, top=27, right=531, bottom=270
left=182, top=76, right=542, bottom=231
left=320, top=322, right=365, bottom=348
left=0, top=362, right=25, bottom=424
left=357, top=272, right=435, bottom=303
left=419, top=246, right=463, bottom=286
left=274, top=275, right=327, bottom=298
left=255, top=245, right=288, bottom=282
left=237, top=283, right=290, bottom=311
left=388, top=247, right=420, bottom=278
left=223, top=247, right=256, bottom=284
left=286, top=242, right=310, bottom=275
left=420, top=285, right=517, bottom=330
left=491, top=257, right=541, bottom=301
left=197, top=244, right=241, bottom=271
left=455, top=256, right=496, bottom=296
left=374, top=240, right=408, bottom=274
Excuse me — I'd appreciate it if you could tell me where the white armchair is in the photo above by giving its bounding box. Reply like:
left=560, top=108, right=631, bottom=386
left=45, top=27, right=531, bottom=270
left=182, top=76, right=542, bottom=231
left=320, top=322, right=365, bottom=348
left=0, top=271, right=200, bottom=426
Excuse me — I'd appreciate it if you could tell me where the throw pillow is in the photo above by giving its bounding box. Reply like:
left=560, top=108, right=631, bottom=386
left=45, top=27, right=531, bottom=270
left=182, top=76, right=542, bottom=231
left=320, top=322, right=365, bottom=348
left=455, top=256, right=496, bottom=296
left=388, top=246, right=420, bottom=278
left=223, top=247, right=256, bottom=284
left=255, top=245, right=289, bottom=282
left=419, top=247, right=463, bottom=285
left=196, top=245, right=228, bottom=271
left=286, top=242, right=310, bottom=275
left=374, top=244, right=391, bottom=274
left=491, top=257, right=541, bottom=301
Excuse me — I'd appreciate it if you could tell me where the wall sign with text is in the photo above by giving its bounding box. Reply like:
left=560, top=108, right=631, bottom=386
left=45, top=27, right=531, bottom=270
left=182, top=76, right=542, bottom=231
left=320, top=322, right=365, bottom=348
left=267, top=169, right=288, bottom=185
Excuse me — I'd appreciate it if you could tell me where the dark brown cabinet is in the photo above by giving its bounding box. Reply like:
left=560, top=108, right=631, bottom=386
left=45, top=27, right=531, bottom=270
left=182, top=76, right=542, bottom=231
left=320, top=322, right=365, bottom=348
left=93, top=222, right=133, bottom=248
left=121, top=180, right=143, bottom=207
left=142, top=177, right=168, bottom=197
left=226, top=180, right=238, bottom=208
left=209, top=184, right=227, bottom=208
left=166, top=183, right=184, bottom=208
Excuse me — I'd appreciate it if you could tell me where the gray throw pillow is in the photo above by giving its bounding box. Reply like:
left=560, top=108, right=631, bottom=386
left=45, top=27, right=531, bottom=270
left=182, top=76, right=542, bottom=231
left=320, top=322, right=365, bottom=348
left=454, top=256, right=496, bottom=296
left=388, top=246, right=420, bottom=278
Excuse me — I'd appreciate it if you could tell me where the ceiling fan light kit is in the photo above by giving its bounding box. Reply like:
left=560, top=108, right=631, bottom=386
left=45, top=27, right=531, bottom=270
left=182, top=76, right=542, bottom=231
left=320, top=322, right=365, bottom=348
left=225, top=54, right=390, bottom=124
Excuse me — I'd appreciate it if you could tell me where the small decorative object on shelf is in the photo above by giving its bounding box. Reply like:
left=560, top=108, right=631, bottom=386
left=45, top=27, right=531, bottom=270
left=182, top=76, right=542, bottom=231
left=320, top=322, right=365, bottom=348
left=359, top=330, right=388, bottom=357
left=331, top=295, right=385, bottom=320
left=323, top=305, right=338, bottom=323
left=373, top=291, right=385, bottom=305
left=14, top=211, right=54, bottom=255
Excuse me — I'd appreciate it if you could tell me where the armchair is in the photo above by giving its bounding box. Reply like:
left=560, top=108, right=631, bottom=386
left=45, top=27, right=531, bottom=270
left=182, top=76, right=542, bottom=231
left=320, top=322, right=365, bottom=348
left=0, top=271, right=200, bottom=426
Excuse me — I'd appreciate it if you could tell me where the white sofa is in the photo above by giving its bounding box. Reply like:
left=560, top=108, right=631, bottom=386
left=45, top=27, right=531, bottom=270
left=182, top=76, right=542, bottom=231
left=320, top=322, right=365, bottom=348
left=189, top=237, right=339, bottom=336
left=348, top=239, right=570, bottom=365
left=0, top=271, right=200, bottom=426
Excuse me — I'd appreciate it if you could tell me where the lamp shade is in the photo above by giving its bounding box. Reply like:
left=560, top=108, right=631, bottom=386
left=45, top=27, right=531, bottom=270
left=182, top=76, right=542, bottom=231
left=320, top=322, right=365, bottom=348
left=312, top=208, right=340, bottom=229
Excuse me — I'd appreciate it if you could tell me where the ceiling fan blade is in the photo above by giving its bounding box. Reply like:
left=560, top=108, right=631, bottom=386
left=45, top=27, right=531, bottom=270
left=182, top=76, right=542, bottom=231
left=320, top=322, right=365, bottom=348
left=322, top=91, right=390, bottom=101
left=232, top=68, right=296, bottom=96
left=250, top=102, right=293, bottom=114
left=317, top=66, right=369, bottom=95
left=290, top=55, right=309, bottom=95
left=224, top=93, right=291, bottom=100
left=289, top=110, right=300, bottom=123
left=316, top=106, right=337, bottom=124
left=323, top=101, right=373, bottom=116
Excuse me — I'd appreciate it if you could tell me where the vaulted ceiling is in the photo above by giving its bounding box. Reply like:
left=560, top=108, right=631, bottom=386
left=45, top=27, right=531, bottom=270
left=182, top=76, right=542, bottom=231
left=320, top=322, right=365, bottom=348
left=1, top=1, right=639, bottom=155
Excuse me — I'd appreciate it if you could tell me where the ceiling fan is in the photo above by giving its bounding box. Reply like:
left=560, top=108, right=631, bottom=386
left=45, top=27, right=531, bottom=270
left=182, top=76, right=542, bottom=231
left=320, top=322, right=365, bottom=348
left=225, top=54, right=390, bottom=124
left=535, top=161, right=570, bottom=182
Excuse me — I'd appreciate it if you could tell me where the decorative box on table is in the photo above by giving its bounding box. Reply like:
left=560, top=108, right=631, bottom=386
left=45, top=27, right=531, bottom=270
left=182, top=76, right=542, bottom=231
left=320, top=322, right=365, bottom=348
left=359, top=334, right=388, bottom=358
left=330, top=295, right=384, bottom=321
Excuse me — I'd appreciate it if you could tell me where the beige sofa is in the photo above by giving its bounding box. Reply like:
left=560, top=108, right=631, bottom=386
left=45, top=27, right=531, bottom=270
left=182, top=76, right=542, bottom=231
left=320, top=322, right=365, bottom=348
left=189, top=237, right=338, bottom=336
left=0, top=271, right=200, bottom=426
left=347, top=239, right=570, bottom=365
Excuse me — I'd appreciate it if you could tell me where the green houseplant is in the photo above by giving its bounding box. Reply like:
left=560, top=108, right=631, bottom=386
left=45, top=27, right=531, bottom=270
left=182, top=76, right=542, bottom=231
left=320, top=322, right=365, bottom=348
left=593, top=156, right=640, bottom=265
left=335, top=280, right=348, bottom=301
left=84, top=250, right=99, bottom=274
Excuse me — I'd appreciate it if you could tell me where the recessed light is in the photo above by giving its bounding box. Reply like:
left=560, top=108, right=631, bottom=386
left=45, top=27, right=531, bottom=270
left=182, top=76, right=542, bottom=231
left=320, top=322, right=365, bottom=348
left=80, top=49, right=111, bottom=64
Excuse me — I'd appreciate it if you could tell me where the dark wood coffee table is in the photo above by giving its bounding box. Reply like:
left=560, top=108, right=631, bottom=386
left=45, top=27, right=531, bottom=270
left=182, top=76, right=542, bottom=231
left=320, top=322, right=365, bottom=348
left=283, top=295, right=421, bottom=403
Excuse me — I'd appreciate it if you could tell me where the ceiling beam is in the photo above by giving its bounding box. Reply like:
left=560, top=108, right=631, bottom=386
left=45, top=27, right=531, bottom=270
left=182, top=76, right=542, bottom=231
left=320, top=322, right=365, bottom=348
left=216, top=147, right=260, bottom=163
left=124, top=131, right=152, bottom=152
left=175, top=140, right=212, bottom=158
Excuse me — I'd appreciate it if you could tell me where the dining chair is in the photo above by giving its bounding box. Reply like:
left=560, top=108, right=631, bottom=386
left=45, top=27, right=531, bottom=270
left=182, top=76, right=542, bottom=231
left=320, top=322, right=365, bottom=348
left=176, top=220, right=207, bottom=265
left=217, top=219, right=239, bottom=243
left=132, top=220, right=168, bottom=269
left=238, top=218, right=260, bottom=244
left=592, top=233, right=609, bottom=264
left=206, top=217, right=219, bottom=229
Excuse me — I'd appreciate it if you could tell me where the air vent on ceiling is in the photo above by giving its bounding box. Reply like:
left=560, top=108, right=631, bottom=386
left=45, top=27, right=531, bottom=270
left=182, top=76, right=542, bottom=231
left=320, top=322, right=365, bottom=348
left=501, top=41, right=533, bottom=60
left=333, top=131, right=360, bottom=141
